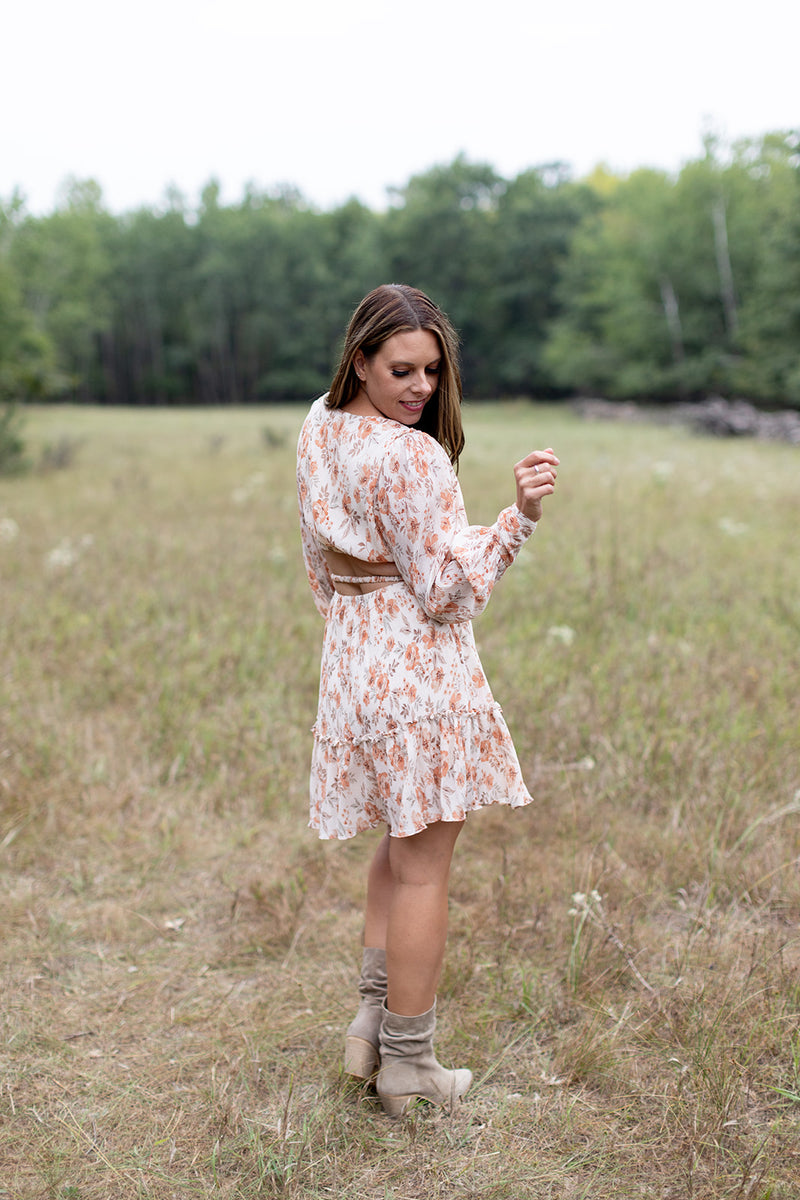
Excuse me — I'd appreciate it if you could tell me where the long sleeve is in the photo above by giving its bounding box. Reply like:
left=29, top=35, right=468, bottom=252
left=374, top=432, right=536, bottom=624
left=298, top=488, right=334, bottom=619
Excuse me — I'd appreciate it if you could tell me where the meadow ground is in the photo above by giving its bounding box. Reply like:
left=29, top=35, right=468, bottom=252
left=1, top=402, right=798, bottom=1199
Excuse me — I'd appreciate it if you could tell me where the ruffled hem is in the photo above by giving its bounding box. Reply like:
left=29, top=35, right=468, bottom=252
left=312, top=701, right=509, bottom=744
left=308, top=707, right=533, bottom=840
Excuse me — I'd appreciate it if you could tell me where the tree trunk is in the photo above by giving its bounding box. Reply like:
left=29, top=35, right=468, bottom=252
left=659, top=275, right=688, bottom=398
left=659, top=275, right=685, bottom=364
left=712, top=196, right=739, bottom=341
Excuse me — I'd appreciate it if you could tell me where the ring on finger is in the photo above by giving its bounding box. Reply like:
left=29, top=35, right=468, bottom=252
left=533, top=464, right=540, bottom=474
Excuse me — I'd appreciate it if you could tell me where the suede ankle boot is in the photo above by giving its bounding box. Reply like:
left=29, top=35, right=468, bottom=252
left=344, top=948, right=387, bottom=1079
left=376, top=1001, right=472, bottom=1117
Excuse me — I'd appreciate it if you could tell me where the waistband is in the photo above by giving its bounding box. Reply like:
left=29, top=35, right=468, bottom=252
left=330, top=573, right=403, bottom=595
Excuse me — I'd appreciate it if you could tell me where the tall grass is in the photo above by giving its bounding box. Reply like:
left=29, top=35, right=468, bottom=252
left=1, top=402, right=798, bottom=1198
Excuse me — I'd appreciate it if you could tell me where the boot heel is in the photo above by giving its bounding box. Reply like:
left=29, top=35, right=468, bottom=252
left=344, top=1035, right=379, bottom=1079
left=379, top=1091, right=418, bottom=1118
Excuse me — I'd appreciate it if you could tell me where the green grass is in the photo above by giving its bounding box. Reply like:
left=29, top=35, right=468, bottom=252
left=1, top=401, right=799, bottom=1198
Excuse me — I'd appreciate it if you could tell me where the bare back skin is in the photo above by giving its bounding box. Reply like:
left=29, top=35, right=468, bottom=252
left=322, top=549, right=401, bottom=595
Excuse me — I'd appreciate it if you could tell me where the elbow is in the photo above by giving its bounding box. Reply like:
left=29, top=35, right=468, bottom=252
left=426, top=608, right=463, bottom=626
left=421, top=591, right=487, bottom=625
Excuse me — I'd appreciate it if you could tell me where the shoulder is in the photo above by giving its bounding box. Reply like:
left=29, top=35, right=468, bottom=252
left=383, top=424, right=453, bottom=478
left=375, top=428, right=458, bottom=517
left=302, top=394, right=328, bottom=428
left=298, top=394, right=332, bottom=446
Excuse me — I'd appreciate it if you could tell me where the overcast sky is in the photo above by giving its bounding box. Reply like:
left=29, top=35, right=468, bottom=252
left=3, top=0, right=797, bottom=214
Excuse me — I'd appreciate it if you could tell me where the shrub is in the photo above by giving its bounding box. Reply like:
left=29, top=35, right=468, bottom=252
left=0, top=402, right=27, bottom=475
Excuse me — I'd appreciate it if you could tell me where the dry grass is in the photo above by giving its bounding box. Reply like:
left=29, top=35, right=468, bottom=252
left=1, top=401, right=799, bottom=1198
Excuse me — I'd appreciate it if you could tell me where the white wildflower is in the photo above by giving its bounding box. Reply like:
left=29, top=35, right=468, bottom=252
left=652, top=460, right=675, bottom=482
left=563, top=755, right=596, bottom=772
left=0, top=517, right=19, bottom=542
left=547, top=624, right=576, bottom=646
left=47, top=539, right=79, bottom=569
left=569, top=889, right=602, bottom=917
left=45, top=534, right=93, bottom=570
left=718, top=517, right=748, bottom=537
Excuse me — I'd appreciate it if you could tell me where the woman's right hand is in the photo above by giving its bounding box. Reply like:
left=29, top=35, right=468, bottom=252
left=514, top=449, right=559, bottom=522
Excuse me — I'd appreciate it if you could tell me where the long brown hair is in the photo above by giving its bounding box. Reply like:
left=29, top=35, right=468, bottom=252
left=326, top=284, right=465, bottom=467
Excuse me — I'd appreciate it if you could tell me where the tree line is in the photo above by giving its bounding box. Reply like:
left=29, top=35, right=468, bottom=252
left=1, top=131, right=799, bottom=410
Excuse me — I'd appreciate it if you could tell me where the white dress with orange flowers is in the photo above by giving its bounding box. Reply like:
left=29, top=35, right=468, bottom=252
left=297, top=396, right=536, bottom=840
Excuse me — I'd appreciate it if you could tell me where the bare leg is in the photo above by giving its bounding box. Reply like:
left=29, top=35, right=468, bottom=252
left=385, top=820, right=464, bottom=1015
left=360, top=821, right=464, bottom=1010
left=363, top=830, right=392, bottom=949
left=342, top=831, right=393, bottom=1079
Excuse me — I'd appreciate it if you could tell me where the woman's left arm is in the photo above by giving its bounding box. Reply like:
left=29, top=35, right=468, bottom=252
left=298, top=491, right=334, bottom=619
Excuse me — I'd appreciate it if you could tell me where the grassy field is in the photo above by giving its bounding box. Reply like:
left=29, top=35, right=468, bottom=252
left=1, top=402, right=799, bottom=1199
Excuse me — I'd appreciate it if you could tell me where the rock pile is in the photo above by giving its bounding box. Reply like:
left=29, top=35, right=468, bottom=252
left=572, top=396, right=800, bottom=444
left=685, top=397, right=800, bottom=443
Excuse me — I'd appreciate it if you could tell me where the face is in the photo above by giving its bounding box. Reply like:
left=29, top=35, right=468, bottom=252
left=353, top=329, right=441, bottom=425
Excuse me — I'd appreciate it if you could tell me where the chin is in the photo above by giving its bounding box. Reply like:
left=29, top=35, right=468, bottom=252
left=399, top=405, right=427, bottom=425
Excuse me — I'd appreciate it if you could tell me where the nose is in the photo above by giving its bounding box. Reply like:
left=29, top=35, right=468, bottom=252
left=411, top=370, right=432, bottom=397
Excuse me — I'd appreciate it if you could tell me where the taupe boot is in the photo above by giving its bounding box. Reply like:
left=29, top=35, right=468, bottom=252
left=376, top=1001, right=472, bottom=1117
left=344, top=948, right=387, bottom=1080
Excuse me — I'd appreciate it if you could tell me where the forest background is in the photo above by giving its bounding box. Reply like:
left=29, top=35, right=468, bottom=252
left=2, top=129, right=800, bottom=422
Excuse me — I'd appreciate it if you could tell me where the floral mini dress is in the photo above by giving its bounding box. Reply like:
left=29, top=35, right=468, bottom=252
left=297, top=396, right=536, bottom=840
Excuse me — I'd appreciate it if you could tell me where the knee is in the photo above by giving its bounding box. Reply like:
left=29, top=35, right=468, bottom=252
left=388, top=819, right=464, bottom=887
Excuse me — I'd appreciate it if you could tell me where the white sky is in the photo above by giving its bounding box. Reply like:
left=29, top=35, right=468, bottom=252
left=3, top=0, right=798, bottom=214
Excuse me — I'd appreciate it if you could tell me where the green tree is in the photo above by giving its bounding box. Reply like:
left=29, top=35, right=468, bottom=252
left=731, top=131, right=800, bottom=403
left=104, top=193, right=198, bottom=404
left=544, top=133, right=800, bottom=404
left=491, top=165, right=594, bottom=394
left=544, top=168, right=691, bottom=398
left=314, top=198, right=388, bottom=382
left=10, top=179, right=114, bottom=401
left=384, top=155, right=505, bottom=393
left=0, top=194, right=57, bottom=404
left=186, top=182, right=331, bottom=403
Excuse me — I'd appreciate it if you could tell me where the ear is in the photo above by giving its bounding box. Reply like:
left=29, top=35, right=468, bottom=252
left=353, top=350, right=366, bottom=381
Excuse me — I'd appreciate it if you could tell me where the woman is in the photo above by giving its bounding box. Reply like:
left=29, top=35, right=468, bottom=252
left=297, top=284, right=558, bottom=1116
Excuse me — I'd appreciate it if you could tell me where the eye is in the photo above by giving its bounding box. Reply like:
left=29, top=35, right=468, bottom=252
left=391, top=370, right=409, bottom=378
left=426, top=365, right=441, bottom=375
